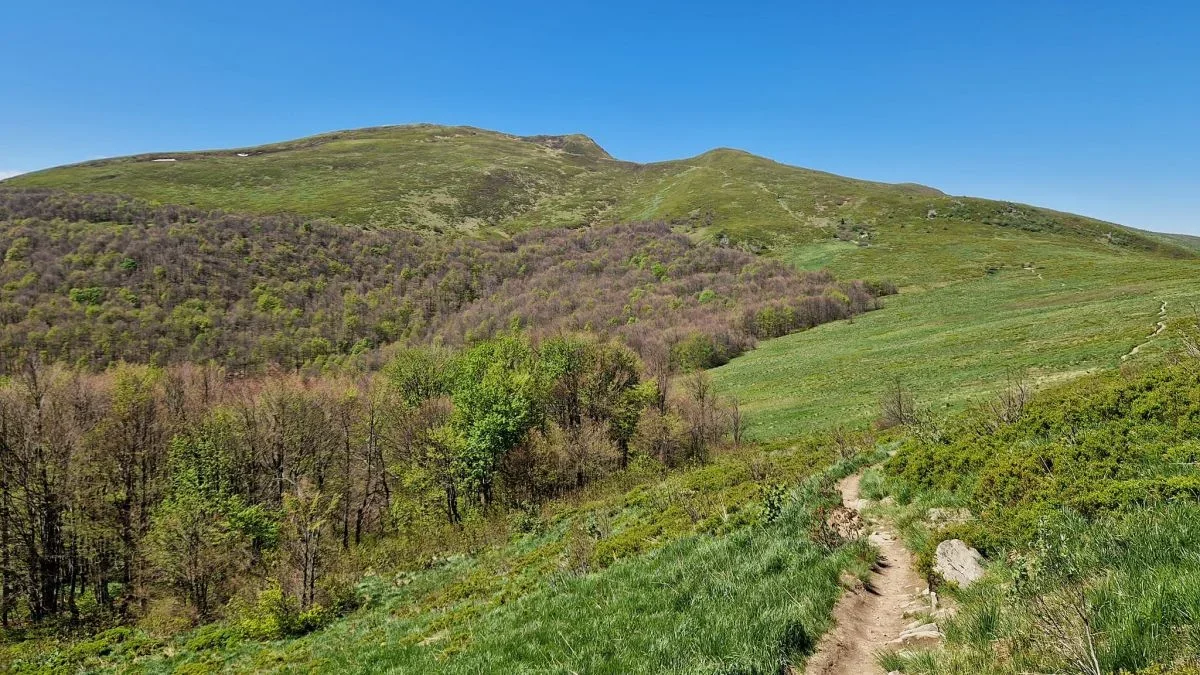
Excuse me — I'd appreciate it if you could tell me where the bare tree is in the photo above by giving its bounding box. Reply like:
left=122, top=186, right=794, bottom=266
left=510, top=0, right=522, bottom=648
left=830, top=426, right=858, bottom=460
left=878, top=377, right=918, bottom=428
left=728, top=398, right=744, bottom=449
left=988, top=368, right=1032, bottom=427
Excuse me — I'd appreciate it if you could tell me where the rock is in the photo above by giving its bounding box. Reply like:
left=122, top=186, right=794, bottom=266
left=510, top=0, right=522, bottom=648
left=902, top=605, right=926, bottom=619
left=852, top=498, right=873, bottom=511
left=892, top=629, right=943, bottom=646
left=824, top=506, right=864, bottom=540
left=934, top=539, right=985, bottom=587
left=932, top=605, right=958, bottom=620
left=880, top=496, right=896, bottom=507
left=892, top=622, right=943, bottom=646
left=927, top=507, right=972, bottom=526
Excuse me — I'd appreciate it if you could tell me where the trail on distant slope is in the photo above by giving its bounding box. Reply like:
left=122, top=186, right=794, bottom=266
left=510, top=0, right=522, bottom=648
left=803, top=474, right=928, bottom=675
left=1122, top=300, right=1168, bottom=361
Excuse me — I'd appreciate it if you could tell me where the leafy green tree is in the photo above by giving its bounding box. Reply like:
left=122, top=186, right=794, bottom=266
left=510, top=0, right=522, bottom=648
left=145, top=482, right=250, bottom=619
left=281, top=479, right=338, bottom=610
left=385, top=346, right=451, bottom=407
left=448, top=336, right=543, bottom=506
left=145, top=423, right=272, bottom=619
left=542, top=336, right=645, bottom=471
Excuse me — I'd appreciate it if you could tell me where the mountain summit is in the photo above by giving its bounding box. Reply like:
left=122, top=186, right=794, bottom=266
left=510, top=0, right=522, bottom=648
left=5, top=123, right=1186, bottom=287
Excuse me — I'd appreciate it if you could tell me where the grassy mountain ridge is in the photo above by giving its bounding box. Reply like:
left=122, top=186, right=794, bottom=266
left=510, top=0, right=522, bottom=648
left=6, top=124, right=1180, bottom=272
left=8, top=124, right=1199, bottom=435
left=5, top=125, right=1200, bottom=674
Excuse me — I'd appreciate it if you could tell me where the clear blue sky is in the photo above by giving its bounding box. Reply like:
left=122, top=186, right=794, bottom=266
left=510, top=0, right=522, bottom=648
left=2, top=1, right=1197, bottom=233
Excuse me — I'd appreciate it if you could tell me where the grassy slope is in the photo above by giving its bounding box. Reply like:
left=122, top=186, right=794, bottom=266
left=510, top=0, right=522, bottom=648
left=11, top=124, right=1197, bottom=442
left=7, top=124, right=1200, bottom=672
left=868, top=365, right=1200, bottom=673
left=6, top=126, right=631, bottom=233
left=716, top=231, right=1200, bottom=440
left=5, top=124, right=1170, bottom=254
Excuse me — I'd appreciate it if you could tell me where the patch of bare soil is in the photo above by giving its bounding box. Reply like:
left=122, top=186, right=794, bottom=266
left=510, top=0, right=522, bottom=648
left=1122, top=300, right=1168, bottom=361
left=803, top=474, right=929, bottom=675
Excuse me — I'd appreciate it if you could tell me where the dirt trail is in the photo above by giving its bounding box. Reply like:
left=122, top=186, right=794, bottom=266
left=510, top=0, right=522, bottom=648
left=1122, top=300, right=1168, bottom=361
left=804, top=474, right=926, bottom=675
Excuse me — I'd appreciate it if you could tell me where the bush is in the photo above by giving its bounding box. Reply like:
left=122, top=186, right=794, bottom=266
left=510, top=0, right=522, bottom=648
left=68, top=286, right=106, bottom=306
left=671, top=332, right=735, bottom=371
left=880, top=364, right=1200, bottom=673
left=232, top=586, right=336, bottom=641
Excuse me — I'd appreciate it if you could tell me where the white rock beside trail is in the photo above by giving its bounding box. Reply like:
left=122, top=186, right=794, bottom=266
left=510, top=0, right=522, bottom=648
left=891, top=621, right=943, bottom=646
left=926, top=507, right=972, bottom=525
left=934, top=539, right=985, bottom=587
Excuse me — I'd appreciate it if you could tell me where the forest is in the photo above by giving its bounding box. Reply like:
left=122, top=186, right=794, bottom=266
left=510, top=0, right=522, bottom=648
left=0, top=188, right=898, bottom=651
left=0, top=189, right=893, bottom=374
left=0, top=335, right=735, bottom=635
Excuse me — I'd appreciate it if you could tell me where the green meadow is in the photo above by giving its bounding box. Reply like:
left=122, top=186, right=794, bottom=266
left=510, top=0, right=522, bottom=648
left=715, top=240, right=1198, bottom=440
left=5, top=123, right=1199, bottom=673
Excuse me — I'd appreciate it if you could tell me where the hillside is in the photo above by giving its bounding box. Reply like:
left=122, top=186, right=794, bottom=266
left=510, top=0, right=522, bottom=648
left=5, top=125, right=1182, bottom=284
left=5, top=125, right=1200, bottom=434
left=4, top=124, right=1200, bottom=674
left=872, top=363, right=1200, bottom=673
left=0, top=189, right=888, bottom=372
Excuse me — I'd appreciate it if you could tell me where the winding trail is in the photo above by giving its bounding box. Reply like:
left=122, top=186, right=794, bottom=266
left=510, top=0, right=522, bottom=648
left=1122, top=300, right=1168, bottom=361
left=804, top=474, right=926, bottom=675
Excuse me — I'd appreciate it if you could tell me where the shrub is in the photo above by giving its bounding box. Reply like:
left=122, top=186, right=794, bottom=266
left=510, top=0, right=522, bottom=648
left=671, top=332, right=734, bottom=371
left=68, top=286, right=106, bottom=306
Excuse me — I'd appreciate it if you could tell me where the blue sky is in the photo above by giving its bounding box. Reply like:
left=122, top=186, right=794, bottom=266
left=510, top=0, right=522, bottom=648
left=2, top=1, right=1197, bottom=233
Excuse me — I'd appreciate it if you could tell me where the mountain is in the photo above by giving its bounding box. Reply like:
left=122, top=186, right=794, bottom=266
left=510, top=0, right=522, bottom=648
left=6, top=123, right=1198, bottom=429
left=6, top=125, right=1200, bottom=673
left=5, top=125, right=1180, bottom=270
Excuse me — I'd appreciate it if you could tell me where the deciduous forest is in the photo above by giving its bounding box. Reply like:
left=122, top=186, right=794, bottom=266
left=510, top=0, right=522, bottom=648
left=0, top=188, right=893, bottom=659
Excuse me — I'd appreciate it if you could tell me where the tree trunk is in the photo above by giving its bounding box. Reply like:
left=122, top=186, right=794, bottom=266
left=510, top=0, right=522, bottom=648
left=0, top=461, right=10, bottom=627
left=445, top=482, right=461, bottom=524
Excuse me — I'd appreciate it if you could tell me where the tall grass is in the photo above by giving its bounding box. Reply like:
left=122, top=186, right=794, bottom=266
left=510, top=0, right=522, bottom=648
left=261, top=454, right=881, bottom=674
left=883, top=504, right=1200, bottom=674
left=874, top=364, right=1200, bottom=673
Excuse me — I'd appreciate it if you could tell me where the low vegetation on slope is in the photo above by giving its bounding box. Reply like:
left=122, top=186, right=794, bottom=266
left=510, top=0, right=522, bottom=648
left=5, top=124, right=1200, bottom=673
left=3, top=126, right=627, bottom=233
left=0, top=189, right=890, bottom=373
left=715, top=231, right=1200, bottom=439
left=5, top=124, right=1180, bottom=264
left=0, top=339, right=884, bottom=672
left=867, top=362, right=1200, bottom=674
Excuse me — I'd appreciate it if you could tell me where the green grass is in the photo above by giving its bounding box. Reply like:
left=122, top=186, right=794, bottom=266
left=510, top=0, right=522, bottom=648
left=712, top=234, right=1200, bottom=440
left=2, top=441, right=884, bottom=674
left=868, top=363, right=1200, bottom=674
